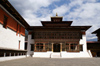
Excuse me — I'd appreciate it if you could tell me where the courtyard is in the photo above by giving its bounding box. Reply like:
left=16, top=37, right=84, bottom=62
left=0, top=57, right=100, bottom=66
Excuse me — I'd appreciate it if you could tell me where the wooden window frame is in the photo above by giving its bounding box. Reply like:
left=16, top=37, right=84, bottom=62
left=35, top=43, right=43, bottom=52
left=66, top=43, right=80, bottom=52
left=3, top=15, right=8, bottom=28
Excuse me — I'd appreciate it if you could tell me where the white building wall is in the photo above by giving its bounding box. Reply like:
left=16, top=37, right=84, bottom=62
left=27, top=35, right=34, bottom=56
left=27, top=33, right=92, bottom=58
left=0, top=24, right=25, bottom=50
left=0, top=55, right=26, bottom=62
left=61, top=52, right=91, bottom=58
left=79, top=34, right=87, bottom=52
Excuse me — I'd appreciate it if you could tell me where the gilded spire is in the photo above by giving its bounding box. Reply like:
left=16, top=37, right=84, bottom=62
left=56, top=13, right=58, bottom=16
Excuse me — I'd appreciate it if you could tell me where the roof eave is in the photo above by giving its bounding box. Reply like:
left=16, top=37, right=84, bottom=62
left=0, top=0, right=30, bottom=30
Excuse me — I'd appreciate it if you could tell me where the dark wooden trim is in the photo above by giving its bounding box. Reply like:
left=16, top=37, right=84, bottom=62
left=34, top=50, right=47, bottom=52
left=67, top=51, right=80, bottom=52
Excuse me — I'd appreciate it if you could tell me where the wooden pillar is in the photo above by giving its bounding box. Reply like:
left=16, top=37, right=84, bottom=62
left=43, top=43, right=45, bottom=51
left=60, top=43, right=62, bottom=52
left=9, top=53, right=11, bottom=56
left=14, top=53, right=15, bottom=56
left=52, top=43, right=53, bottom=52
left=4, top=53, right=6, bottom=57
left=18, top=53, right=19, bottom=56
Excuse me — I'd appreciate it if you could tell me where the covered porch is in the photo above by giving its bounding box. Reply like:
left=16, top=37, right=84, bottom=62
left=34, top=42, right=83, bottom=52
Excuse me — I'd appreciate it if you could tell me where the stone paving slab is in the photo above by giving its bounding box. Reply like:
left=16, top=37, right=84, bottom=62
left=0, top=57, right=100, bottom=66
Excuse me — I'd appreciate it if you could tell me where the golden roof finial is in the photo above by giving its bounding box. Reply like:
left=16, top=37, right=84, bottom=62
left=56, top=13, right=58, bottom=16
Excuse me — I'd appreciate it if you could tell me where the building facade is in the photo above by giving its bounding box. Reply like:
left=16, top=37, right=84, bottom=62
left=87, top=28, right=100, bottom=57
left=27, top=14, right=92, bottom=58
left=0, top=0, right=29, bottom=61
left=92, top=28, right=100, bottom=42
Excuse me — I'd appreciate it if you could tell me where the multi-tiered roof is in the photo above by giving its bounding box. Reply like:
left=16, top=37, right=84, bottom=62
left=29, top=14, right=91, bottom=31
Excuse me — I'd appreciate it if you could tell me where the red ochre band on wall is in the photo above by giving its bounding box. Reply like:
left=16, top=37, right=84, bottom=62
left=0, top=7, right=25, bottom=36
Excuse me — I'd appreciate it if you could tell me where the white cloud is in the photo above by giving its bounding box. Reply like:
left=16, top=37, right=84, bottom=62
left=9, top=0, right=60, bottom=26
left=69, top=0, right=83, bottom=7
left=53, top=5, right=69, bottom=16
left=65, top=0, right=100, bottom=41
left=78, top=3, right=100, bottom=19
left=8, top=0, right=100, bottom=41
left=9, top=0, right=59, bottom=12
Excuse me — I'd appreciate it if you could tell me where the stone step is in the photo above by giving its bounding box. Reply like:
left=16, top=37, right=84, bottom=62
left=51, top=53, right=61, bottom=58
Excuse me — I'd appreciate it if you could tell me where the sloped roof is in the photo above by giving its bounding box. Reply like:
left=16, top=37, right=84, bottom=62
left=0, top=0, right=29, bottom=29
left=92, top=28, right=100, bottom=34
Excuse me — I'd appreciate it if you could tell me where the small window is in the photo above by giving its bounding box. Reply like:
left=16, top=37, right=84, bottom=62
left=30, top=44, right=34, bottom=51
left=66, top=43, right=79, bottom=52
left=3, top=15, right=8, bottom=28
left=18, top=41, right=20, bottom=49
left=24, top=43, right=27, bottom=50
left=31, top=33, right=34, bottom=39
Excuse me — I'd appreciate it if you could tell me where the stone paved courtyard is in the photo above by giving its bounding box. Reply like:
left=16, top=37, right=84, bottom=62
left=0, top=57, right=100, bottom=66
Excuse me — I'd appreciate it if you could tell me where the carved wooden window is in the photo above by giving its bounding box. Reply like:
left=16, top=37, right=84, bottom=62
left=3, top=15, right=8, bottom=28
left=62, top=43, right=66, bottom=51
left=36, top=43, right=43, bottom=52
left=34, top=32, right=82, bottom=39
left=70, top=43, right=78, bottom=51
left=66, top=43, right=79, bottom=52
left=45, top=43, right=52, bottom=51
left=66, top=43, right=69, bottom=51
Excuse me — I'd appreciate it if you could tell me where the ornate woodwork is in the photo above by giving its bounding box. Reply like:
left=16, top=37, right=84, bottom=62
left=32, top=31, right=82, bottom=39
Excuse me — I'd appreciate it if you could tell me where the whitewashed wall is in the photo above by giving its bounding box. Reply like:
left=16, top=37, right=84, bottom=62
left=79, top=34, right=87, bottom=52
left=27, top=34, right=92, bottom=58
left=0, top=55, right=26, bottom=62
left=27, top=35, right=34, bottom=56
left=0, top=24, right=25, bottom=50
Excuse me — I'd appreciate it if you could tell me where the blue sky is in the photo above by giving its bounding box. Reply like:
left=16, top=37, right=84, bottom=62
left=8, top=0, right=100, bottom=41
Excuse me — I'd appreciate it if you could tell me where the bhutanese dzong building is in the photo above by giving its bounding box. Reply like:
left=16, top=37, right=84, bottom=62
left=27, top=14, right=92, bottom=58
left=0, top=0, right=29, bottom=61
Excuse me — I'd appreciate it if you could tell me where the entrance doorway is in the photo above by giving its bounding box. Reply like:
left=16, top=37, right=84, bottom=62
left=53, top=44, right=60, bottom=52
